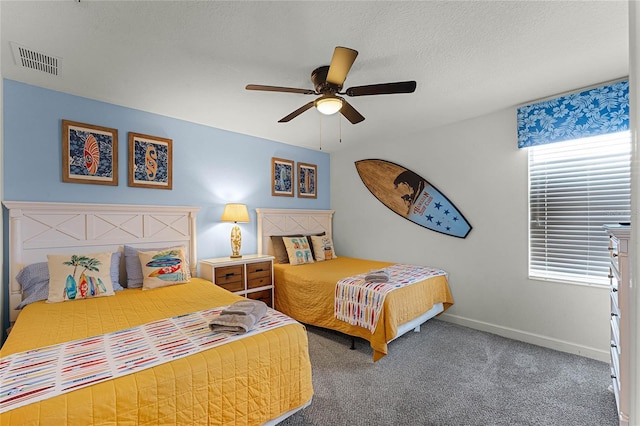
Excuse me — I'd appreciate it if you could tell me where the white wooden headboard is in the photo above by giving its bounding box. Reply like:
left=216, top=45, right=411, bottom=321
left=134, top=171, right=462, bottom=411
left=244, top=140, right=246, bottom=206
left=3, top=201, right=199, bottom=323
left=255, top=208, right=335, bottom=256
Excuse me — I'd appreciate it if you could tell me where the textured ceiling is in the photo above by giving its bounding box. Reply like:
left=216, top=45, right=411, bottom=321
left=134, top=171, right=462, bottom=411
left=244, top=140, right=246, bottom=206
left=0, top=1, right=629, bottom=152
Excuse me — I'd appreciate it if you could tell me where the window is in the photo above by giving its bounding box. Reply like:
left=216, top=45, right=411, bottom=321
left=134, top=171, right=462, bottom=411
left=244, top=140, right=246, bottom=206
left=528, top=131, right=631, bottom=285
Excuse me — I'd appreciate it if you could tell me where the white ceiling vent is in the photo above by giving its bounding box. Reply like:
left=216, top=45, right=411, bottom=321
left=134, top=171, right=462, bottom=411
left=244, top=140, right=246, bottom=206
left=10, top=42, right=61, bottom=76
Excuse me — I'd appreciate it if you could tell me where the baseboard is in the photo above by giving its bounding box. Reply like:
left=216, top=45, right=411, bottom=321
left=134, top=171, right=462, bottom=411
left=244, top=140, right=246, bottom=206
left=438, top=313, right=609, bottom=362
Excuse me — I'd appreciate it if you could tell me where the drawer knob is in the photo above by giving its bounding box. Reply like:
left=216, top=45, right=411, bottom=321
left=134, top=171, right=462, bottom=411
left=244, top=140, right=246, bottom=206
left=611, top=343, right=617, bottom=348
left=612, top=288, right=618, bottom=292
left=612, top=253, right=618, bottom=258
left=255, top=268, right=264, bottom=272
left=611, top=313, right=619, bottom=317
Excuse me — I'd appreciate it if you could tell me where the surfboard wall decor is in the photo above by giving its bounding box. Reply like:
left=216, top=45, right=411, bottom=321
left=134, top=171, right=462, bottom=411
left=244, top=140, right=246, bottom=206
left=355, top=159, right=472, bottom=238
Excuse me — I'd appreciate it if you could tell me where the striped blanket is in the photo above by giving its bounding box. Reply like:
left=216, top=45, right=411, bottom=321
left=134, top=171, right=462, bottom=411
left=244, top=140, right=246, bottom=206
left=0, top=307, right=296, bottom=414
left=334, top=264, right=446, bottom=332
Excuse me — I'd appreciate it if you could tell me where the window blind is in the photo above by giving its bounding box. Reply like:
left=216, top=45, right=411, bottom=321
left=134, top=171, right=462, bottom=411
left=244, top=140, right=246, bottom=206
left=528, top=131, right=631, bottom=285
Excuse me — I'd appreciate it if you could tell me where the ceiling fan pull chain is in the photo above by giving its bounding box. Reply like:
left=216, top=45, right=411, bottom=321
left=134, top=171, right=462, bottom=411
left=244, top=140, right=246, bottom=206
left=339, top=114, right=342, bottom=144
left=319, top=114, right=323, bottom=151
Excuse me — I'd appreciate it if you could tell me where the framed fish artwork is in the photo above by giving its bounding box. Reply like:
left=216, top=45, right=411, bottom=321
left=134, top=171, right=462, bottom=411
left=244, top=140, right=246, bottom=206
left=62, top=120, right=118, bottom=185
left=297, top=162, right=317, bottom=199
left=272, top=157, right=294, bottom=197
left=128, top=132, right=173, bottom=190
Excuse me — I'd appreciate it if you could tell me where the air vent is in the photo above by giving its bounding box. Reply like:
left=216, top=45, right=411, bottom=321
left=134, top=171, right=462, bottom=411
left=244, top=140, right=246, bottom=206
left=10, top=42, right=61, bottom=76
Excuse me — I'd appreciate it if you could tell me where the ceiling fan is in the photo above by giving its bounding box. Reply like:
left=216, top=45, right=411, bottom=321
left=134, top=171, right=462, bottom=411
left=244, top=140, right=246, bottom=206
left=246, top=46, right=417, bottom=124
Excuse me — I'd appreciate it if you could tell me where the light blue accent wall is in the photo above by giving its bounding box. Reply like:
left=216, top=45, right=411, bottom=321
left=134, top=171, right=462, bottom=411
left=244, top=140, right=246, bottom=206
left=2, top=78, right=329, bottom=265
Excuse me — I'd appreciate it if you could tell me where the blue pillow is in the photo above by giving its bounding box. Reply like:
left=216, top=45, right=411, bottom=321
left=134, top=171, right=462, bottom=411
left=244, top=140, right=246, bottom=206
left=124, top=245, right=154, bottom=288
left=15, top=262, right=49, bottom=309
left=15, top=252, right=124, bottom=309
left=110, top=252, right=124, bottom=290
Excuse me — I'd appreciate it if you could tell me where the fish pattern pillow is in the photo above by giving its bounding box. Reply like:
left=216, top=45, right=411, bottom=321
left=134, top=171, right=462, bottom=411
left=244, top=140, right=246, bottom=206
left=47, top=251, right=115, bottom=303
left=138, top=246, right=190, bottom=290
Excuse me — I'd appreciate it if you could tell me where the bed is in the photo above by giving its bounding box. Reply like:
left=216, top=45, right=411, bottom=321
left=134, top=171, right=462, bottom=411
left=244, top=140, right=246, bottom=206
left=1, top=201, right=313, bottom=425
left=256, top=208, right=454, bottom=362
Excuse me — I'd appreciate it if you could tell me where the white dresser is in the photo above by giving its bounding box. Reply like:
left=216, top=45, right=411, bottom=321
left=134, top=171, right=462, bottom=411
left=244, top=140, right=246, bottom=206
left=604, top=224, right=630, bottom=426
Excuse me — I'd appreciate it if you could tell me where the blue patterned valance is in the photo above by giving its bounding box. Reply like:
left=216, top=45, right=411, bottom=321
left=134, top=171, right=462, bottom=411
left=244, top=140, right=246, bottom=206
left=517, top=80, right=629, bottom=148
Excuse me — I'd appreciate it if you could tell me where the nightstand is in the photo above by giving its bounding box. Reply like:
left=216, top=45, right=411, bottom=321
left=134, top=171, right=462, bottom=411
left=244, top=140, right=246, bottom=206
left=199, top=254, right=274, bottom=307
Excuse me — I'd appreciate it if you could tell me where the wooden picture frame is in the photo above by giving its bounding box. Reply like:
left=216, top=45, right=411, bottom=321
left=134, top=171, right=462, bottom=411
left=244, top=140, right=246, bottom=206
left=297, top=162, right=317, bottom=199
left=62, top=120, right=118, bottom=186
left=272, top=157, right=294, bottom=197
left=128, top=132, right=173, bottom=190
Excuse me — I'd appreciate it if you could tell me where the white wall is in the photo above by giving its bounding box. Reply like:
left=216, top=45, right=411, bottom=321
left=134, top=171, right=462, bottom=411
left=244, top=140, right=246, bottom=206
left=331, top=106, right=610, bottom=361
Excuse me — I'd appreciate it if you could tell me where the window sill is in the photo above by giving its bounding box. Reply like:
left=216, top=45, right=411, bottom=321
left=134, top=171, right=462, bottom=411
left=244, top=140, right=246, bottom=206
left=528, top=275, right=609, bottom=289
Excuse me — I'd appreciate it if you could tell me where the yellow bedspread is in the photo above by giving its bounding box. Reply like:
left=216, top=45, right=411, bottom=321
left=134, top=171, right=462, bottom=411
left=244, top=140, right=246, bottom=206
left=1, top=278, right=313, bottom=425
left=274, top=257, right=453, bottom=361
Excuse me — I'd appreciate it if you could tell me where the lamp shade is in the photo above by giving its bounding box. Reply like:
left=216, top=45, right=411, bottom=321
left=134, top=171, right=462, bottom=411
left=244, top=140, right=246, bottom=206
left=315, top=96, right=343, bottom=115
left=220, top=203, right=250, bottom=223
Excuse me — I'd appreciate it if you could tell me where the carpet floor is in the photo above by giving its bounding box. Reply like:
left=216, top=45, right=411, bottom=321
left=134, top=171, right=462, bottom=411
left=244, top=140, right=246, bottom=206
left=280, top=319, right=618, bottom=426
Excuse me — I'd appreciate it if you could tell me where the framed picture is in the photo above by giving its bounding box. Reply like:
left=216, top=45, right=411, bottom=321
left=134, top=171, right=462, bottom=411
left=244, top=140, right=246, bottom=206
left=62, top=120, right=118, bottom=185
left=298, top=162, right=317, bottom=199
left=128, top=132, right=173, bottom=189
left=272, top=157, right=294, bottom=196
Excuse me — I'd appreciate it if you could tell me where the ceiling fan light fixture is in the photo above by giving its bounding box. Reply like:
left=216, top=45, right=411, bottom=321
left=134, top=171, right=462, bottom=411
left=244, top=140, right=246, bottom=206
left=315, top=96, right=343, bottom=115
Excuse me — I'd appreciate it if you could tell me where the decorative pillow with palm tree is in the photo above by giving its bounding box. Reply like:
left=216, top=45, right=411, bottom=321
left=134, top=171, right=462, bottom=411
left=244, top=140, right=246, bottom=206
left=47, top=252, right=115, bottom=303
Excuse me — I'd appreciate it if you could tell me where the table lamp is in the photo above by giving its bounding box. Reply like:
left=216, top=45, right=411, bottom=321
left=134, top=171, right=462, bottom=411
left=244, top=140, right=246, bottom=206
left=221, top=203, right=250, bottom=258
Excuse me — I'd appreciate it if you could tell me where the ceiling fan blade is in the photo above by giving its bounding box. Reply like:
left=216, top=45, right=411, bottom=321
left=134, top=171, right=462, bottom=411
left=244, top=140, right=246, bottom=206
left=326, top=46, right=358, bottom=87
left=246, top=84, right=315, bottom=95
left=278, top=101, right=316, bottom=122
left=345, top=81, right=417, bottom=97
left=340, top=99, right=365, bottom=124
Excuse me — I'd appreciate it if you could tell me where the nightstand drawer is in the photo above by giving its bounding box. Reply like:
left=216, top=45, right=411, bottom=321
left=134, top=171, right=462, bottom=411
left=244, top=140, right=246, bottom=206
left=247, top=289, right=272, bottom=306
left=247, top=261, right=272, bottom=289
left=215, top=265, right=244, bottom=291
left=247, top=261, right=271, bottom=276
left=248, top=276, right=271, bottom=289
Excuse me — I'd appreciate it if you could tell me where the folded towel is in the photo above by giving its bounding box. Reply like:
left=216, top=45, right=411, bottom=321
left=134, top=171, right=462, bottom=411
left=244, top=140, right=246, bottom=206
left=221, top=300, right=267, bottom=317
left=209, top=300, right=268, bottom=334
left=365, top=269, right=389, bottom=283
left=209, top=314, right=256, bottom=334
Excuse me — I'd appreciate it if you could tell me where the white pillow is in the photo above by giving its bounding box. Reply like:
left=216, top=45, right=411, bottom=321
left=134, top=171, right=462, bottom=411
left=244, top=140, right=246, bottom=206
left=310, top=235, right=338, bottom=261
left=138, top=246, right=190, bottom=290
left=282, top=236, right=315, bottom=265
left=47, top=251, right=115, bottom=303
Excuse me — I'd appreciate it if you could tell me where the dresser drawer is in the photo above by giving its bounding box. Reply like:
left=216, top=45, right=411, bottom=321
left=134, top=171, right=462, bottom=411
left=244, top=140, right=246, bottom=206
left=215, top=265, right=244, bottom=292
left=611, top=306, right=621, bottom=348
left=611, top=345, right=621, bottom=392
left=611, top=288, right=619, bottom=317
left=247, top=261, right=272, bottom=289
left=611, top=311, right=620, bottom=347
left=609, top=236, right=620, bottom=271
left=247, top=289, right=272, bottom=307
left=611, top=365, right=621, bottom=414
